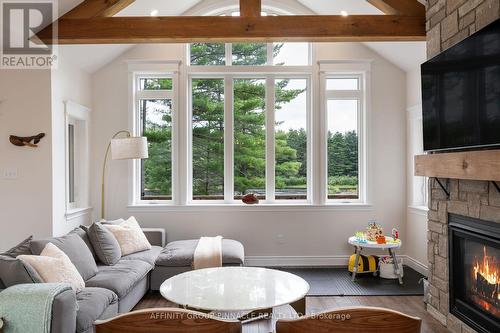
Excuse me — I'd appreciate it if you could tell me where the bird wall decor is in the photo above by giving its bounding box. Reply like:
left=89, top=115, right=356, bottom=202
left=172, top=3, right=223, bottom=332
left=9, top=133, right=46, bottom=147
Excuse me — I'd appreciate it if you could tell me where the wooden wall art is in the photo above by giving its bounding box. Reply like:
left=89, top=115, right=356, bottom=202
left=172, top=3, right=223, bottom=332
left=9, top=133, right=45, bottom=147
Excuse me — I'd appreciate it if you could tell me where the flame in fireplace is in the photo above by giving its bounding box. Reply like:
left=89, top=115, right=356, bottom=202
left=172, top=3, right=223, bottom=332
left=473, top=247, right=499, bottom=286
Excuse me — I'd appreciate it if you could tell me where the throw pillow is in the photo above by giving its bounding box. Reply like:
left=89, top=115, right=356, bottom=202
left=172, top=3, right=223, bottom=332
left=0, top=255, right=42, bottom=287
left=18, top=243, right=85, bottom=292
left=104, top=217, right=151, bottom=256
left=87, top=223, right=122, bottom=265
left=0, top=237, right=42, bottom=288
left=30, top=232, right=98, bottom=281
left=3, top=236, right=33, bottom=257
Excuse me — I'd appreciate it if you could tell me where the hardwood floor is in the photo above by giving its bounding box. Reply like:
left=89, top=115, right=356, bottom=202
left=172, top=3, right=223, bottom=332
left=134, top=293, right=451, bottom=333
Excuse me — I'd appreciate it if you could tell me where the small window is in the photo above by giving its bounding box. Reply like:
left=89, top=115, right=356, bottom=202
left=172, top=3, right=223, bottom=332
left=190, top=42, right=310, bottom=66
left=192, top=78, right=225, bottom=200
left=140, top=99, right=173, bottom=200
left=68, top=123, right=75, bottom=204
left=326, top=78, right=359, bottom=90
left=234, top=78, right=266, bottom=200
left=139, top=78, right=173, bottom=90
left=232, top=43, right=267, bottom=65
left=190, top=43, right=226, bottom=66
left=327, top=100, right=359, bottom=200
left=65, top=101, right=90, bottom=212
left=273, top=43, right=309, bottom=66
left=275, top=79, right=308, bottom=200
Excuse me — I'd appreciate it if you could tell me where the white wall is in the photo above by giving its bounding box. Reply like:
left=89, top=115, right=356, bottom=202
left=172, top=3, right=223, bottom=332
left=0, top=69, right=53, bottom=250
left=0, top=51, right=92, bottom=251
left=89, top=42, right=408, bottom=264
left=405, top=67, right=429, bottom=273
left=51, top=49, right=93, bottom=236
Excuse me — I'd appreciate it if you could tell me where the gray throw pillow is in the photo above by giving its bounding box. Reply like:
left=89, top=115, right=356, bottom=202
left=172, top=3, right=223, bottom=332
left=0, top=255, right=42, bottom=287
left=0, top=237, right=42, bottom=287
left=3, top=236, right=33, bottom=256
left=30, top=232, right=98, bottom=281
left=87, top=223, right=122, bottom=266
left=73, top=226, right=97, bottom=258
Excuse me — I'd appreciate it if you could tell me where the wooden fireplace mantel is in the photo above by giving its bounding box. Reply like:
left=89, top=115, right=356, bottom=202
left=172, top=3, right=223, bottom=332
left=415, top=149, right=500, bottom=181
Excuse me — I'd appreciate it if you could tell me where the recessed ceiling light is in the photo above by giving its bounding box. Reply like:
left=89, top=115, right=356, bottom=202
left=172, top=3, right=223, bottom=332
left=150, top=9, right=159, bottom=16
left=341, top=10, right=349, bottom=17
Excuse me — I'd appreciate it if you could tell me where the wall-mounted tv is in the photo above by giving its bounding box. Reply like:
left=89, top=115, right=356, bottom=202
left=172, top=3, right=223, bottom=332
left=421, top=19, right=500, bottom=152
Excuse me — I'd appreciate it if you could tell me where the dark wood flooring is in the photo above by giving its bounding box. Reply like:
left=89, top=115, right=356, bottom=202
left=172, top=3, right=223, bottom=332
left=134, top=293, right=451, bottom=333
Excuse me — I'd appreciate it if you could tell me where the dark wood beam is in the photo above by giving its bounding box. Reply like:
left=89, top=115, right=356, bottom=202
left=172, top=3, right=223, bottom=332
left=366, top=0, right=425, bottom=16
left=240, top=0, right=261, bottom=17
left=36, top=15, right=426, bottom=44
left=63, top=0, right=135, bottom=18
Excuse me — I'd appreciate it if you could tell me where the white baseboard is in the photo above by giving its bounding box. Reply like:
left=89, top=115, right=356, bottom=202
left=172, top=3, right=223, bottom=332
left=245, top=255, right=350, bottom=267
left=401, top=256, right=429, bottom=277
left=245, top=255, right=429, bottom=277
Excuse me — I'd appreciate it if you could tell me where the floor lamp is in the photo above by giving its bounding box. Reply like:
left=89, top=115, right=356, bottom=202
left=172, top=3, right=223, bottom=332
left=101, top=130, right=148, bottom=220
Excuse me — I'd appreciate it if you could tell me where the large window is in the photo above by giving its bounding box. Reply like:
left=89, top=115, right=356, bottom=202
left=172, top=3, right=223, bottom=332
left=188, top=42, right=310, bottom=202
left=131, top=51, right=369, bottom=206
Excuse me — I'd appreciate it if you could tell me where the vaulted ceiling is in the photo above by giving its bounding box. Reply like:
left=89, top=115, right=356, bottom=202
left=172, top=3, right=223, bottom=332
left=55, top=0, right=426, bottom=73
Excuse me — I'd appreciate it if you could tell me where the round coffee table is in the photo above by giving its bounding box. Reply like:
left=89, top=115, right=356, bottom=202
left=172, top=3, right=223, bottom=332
left=160, top=267, right=309, bottom=320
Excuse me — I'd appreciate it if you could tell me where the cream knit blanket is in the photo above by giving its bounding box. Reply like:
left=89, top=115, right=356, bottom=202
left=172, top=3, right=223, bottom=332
left=193, top=236, right=223, bottom=270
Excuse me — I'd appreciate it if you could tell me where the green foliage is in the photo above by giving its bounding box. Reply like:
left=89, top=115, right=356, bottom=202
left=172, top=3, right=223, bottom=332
left=144, top=43, right=359, bottom=199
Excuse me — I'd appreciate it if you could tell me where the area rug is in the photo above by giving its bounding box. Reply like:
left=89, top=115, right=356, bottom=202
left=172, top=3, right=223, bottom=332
left=276, top=266, right=425, bottom=296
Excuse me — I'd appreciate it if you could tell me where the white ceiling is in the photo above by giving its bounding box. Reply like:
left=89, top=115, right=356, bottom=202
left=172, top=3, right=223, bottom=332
left=55, top=0, right=426, bottom=74
left=363, top=42, right=427, bottom=72
left=297, top=0, right=381, bottom=15
left=58, top=44, right=134, bottom=73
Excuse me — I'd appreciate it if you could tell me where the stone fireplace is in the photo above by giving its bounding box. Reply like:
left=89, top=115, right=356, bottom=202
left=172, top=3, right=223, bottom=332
left=426, top=179, right=500, bottom=332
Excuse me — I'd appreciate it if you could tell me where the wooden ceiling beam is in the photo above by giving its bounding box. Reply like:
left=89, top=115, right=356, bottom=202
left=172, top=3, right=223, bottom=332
left=366, top=0, right=425, bottom=16
left=36, top=15, right=426, bottom=44
left=240, top=0, right=261, bottom=17
left=63, top=0, right=135, bottom=19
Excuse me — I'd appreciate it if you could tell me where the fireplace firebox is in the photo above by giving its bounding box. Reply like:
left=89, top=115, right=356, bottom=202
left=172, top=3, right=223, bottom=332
left=449, top=214, right=500, bottom=333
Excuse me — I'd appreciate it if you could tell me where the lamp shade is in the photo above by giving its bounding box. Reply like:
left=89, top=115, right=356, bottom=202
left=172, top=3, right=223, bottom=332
left=110, top=136, right=148, bottom=160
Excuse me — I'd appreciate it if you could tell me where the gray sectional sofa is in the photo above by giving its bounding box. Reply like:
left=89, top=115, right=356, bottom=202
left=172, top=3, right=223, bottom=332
left=0, top=226, right=245, bottom=333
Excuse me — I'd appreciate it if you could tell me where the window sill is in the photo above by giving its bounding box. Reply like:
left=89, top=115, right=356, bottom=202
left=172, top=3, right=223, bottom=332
left=127, top=202, right=373, bottom=213
left=65, top=207, right=93, bottom=221
left=408, top=205, right=429, bottom=216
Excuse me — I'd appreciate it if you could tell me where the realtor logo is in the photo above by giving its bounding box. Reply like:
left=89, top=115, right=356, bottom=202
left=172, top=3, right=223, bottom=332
left=1, top=0, right=57, bottom=68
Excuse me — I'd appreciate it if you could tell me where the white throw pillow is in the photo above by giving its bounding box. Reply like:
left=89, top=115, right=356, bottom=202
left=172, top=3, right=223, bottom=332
left=18, top=243, right=85, bottom=292
left=104, top=216, right=151, bottom=256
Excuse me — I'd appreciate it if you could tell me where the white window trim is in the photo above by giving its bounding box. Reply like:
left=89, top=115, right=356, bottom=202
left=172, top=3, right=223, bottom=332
left=127, top=58, right=372, bottom=208
left=64, top=100, right=91, bottom=216
left=319, top=60, right=372, bottom=205
left=128, top=61, right=181, bottom=206
left=407, top=104, right=428, bottom=209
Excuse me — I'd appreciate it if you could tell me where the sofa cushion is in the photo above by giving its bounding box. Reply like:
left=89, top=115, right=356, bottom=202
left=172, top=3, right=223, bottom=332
left=76, top=287, right=118, bottom=333
left=0, top=255, right=41, bottom=287
left=85, top=260, right=151, bottom=299
left=155, top=239, right=245, bottom=267
left=120, top=245, right=163, bottom=267
left=87, top=223, right=122, bottom=266
left=30, top=232, right=98, bottom=281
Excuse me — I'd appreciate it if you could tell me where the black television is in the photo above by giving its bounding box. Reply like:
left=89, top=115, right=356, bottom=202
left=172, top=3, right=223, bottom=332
left=421, top=19, right=500, bottom=152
